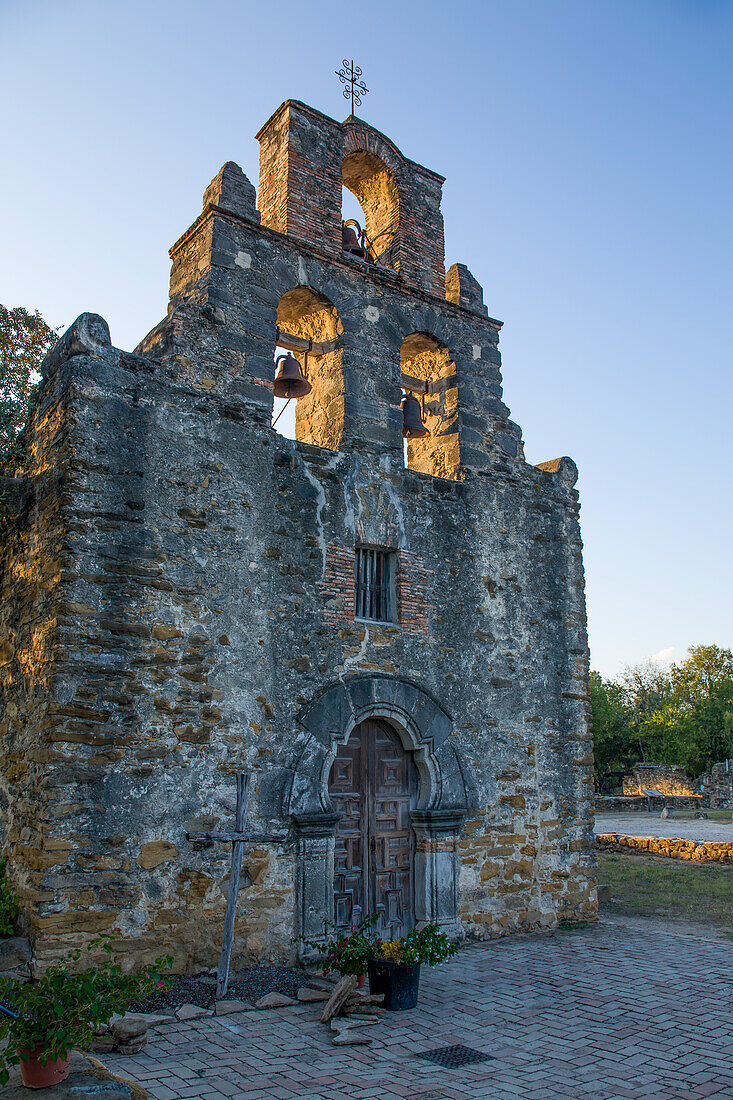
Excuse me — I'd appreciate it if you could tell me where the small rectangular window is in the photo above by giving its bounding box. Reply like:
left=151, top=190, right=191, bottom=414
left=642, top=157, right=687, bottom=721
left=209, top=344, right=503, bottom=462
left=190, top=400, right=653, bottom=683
left=355, top=547, right=395, bottom=623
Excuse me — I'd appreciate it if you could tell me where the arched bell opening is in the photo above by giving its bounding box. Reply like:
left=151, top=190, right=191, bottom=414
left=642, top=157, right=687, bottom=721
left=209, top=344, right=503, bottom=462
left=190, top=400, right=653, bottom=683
left=273, top=288, right=344, bottom=451
left=400, top=332, right=461, bottom=480
left=341, top=151, right=399, bottom=269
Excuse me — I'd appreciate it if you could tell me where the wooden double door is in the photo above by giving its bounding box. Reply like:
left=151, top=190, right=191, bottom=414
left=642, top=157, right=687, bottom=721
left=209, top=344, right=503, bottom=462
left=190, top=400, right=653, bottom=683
left=329, top=720, right=418, bottom=938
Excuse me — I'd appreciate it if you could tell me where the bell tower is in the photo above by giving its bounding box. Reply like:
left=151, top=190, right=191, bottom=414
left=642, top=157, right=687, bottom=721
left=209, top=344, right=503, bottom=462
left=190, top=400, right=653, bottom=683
left=140, top=98, right=524, bottom=478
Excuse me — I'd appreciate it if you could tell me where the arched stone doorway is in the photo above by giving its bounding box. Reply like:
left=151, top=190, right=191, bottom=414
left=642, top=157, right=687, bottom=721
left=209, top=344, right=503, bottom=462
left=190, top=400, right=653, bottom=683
left=330, top=719, right=418, bottom=938
left=285, top=675, right=477, bottom=955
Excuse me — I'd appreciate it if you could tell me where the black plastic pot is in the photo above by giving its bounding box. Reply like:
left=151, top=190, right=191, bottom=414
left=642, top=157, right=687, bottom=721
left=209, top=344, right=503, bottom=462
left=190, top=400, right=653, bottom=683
left=368, top=959, right=421, bottom=1010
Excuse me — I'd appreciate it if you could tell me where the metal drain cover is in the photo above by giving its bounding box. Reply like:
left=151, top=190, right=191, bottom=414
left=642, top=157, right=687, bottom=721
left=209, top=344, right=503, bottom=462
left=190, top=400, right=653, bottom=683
left=415, top=1044, right=495, bottom=1068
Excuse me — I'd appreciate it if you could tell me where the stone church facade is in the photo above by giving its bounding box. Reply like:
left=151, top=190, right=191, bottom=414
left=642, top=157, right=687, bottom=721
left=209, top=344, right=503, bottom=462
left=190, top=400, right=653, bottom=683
left=0, top=100, right=596, bottom=970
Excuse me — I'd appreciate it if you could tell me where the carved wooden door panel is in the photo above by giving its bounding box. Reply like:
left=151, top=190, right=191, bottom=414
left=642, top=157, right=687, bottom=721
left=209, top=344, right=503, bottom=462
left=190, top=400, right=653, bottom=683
left=329, top=734, right=365, bottom=931
left=330, top=720, right=417, bottom=938
left=371, top=722, right=417, bottom=938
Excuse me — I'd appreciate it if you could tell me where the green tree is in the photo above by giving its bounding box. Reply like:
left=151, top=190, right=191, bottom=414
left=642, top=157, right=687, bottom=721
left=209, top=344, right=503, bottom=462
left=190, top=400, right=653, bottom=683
left=590, top=647, right=733, bottom=785
left=589, top=670, right=635, bottom=790
left=620, top=661, right=674, bottom=764
left=664, top=645, right=733, bottom=774
left=0, top=304, right=57, bottom=473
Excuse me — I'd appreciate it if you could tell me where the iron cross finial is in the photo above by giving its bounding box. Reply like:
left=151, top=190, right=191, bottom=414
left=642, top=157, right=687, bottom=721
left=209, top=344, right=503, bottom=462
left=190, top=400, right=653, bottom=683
left=335, top=59, right=369, bottom=116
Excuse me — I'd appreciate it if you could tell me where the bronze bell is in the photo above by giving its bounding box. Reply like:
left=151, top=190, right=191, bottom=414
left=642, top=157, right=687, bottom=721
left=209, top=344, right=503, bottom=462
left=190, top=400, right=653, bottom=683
left=273, top=353, right=311, bottom=399
left=342, top=219, right=370, bottom=261
left=342, top=223, right=362, bottom=253
left=401, top=392, right=429, bottom=438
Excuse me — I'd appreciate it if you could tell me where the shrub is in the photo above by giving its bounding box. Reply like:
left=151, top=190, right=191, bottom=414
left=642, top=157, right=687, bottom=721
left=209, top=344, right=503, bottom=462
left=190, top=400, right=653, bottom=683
left=300, top=914, right=379, bottom=976
left=0, top=935, right=172, bottom=1086
left=0, top=858, right=19, bottom=937
left=375, top=923, right=459, bottom=966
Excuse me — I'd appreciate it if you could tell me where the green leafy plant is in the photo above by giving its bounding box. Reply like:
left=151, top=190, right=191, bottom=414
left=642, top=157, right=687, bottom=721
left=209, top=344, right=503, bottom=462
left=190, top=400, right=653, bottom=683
left=300, top=914, right=379, bottom=977
left=0, top=304, right=58, bottom=475
left=375, top=923, right=459, bottom=966
left=0, top=935, right=172, bottom=1087
left=0, top=858, right=19, bottom=937
left=299, top=918, right=459, bottom=976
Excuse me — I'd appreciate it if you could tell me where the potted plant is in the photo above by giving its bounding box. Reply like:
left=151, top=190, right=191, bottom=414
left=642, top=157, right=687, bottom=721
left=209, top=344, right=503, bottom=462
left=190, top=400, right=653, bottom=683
left=368, top=923, right=458, bottom=1010
left=0, top=935, right=171, bottom=1089
left=300, top=914, right=379, bottom=987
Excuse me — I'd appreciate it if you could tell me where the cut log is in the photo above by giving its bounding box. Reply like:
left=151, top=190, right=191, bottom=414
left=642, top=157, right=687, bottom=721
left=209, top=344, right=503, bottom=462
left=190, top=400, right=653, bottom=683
left=320, top=974, right=357, bottom=1022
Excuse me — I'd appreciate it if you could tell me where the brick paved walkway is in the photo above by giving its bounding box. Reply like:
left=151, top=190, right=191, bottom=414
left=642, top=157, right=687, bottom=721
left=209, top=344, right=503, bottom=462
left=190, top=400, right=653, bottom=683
left=106, top=917, right=733, bottom=1100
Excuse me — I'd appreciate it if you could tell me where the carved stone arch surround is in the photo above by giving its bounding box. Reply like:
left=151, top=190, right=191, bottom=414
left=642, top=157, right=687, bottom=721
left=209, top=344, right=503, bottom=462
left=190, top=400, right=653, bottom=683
left=286, top=675, right=474, bottom=950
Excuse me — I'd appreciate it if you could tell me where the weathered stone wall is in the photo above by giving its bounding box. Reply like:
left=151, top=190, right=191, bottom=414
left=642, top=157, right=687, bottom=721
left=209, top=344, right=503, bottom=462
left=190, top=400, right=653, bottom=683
left=0, top=342, right=75, bottom=941
left=622, top=763, right=697, bottom=798
left=700, top=759, right=733, bottom=808
left=0, top=102, right=596, bottom=970
left=619, top=761, right=733, bottom=807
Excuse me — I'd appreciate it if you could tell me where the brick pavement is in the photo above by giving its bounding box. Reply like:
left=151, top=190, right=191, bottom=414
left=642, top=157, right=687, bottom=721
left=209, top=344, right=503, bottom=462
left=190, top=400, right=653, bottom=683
left=106, top=917, right=733, bottom=1100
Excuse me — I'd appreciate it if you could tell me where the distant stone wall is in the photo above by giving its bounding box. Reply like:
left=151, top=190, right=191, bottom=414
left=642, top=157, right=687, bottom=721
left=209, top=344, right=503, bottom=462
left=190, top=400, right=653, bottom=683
left=700, top=760, right=733, bottom=809
left=597, top=833, right=733, bottom=862
left=622, top=764, right=697, bottom=798
left=595, top=795, right=702, bottom=813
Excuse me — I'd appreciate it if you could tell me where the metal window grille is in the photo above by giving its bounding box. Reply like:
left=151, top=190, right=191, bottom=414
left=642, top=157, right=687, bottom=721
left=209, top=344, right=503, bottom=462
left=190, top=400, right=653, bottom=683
left=355, top=547, right=393, bottom=623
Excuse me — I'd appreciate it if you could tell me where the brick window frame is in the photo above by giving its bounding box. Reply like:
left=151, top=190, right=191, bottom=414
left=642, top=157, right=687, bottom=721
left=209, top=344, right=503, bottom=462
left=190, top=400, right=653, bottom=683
left=354, top=545, right=398, bottom=625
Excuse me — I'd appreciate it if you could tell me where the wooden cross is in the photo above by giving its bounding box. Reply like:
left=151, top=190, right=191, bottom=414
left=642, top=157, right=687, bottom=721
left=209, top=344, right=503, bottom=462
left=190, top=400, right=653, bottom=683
left=186, top=772, right=286, bottom=998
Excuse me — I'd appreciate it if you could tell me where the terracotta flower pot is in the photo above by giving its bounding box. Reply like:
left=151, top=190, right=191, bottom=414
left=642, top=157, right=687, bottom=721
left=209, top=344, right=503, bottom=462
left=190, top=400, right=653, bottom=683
left=356, top=973, right=367, bottom=989
left=18, top=1046, right=71, bottom=1089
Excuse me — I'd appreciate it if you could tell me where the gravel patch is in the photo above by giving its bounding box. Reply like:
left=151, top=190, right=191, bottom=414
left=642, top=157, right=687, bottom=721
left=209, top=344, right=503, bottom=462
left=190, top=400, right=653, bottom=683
left=129, top=965, right=309, bottom=1012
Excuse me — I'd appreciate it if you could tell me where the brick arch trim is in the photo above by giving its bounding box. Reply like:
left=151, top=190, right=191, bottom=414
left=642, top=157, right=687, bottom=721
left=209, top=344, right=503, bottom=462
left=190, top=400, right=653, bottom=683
left=341, top=119, right=445, bottom=184
left=342, top=121, right=408, bottom=181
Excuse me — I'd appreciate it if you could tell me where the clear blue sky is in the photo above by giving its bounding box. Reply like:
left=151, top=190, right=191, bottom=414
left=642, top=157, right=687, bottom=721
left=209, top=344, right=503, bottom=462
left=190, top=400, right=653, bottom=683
left=2, top=0, right=731, bottom=677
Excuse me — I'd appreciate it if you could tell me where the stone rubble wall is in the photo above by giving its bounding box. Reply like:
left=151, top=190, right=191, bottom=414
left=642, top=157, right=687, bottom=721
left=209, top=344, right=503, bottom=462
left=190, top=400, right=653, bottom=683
left=700, top=759, right=733, bottom=809
left=622, top=763, right=697, bottom=798
left=0, top=344, right=75, bottom=942
left=596, top=833, right=733, bottom=862
left=617, top=759, right=733, bottom=808
left=595, top=795, right=703, bottom=813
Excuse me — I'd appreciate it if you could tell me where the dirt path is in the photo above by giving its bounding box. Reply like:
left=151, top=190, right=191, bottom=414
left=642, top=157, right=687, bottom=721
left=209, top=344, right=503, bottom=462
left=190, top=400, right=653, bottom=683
left=595, top=811, right=733, bottom=841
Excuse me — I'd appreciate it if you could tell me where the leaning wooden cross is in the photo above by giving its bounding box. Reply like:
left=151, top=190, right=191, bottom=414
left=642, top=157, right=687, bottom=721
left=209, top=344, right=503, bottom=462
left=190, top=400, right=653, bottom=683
left=186, top=771, right=286, bottom=998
